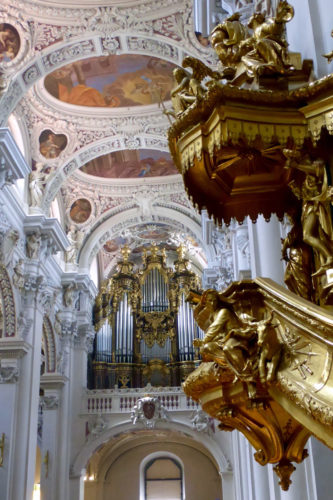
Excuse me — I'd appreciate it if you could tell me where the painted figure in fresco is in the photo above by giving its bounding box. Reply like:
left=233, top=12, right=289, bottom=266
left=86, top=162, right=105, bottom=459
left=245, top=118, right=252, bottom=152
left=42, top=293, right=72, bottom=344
left=284, top=150, right=333, bottom=274
left=69, top=199, right=92, bottom=224
left=39, top=131, right=67, bottom=159
left=0, top=24, right=20, bottom=62
left=81, top=150, right=177, bottom=178
left=45, top=55, right=176, bottom=108
left=44, top=62, right=107, bottom=107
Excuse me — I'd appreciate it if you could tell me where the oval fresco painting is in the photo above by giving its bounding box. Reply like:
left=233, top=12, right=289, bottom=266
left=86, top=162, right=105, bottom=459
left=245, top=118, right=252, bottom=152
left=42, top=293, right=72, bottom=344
left=44, top=54, right=177, bottom=107
left=39, top=130, right=67, bottom=159
left=0, top=24, right=20, bottom=62
left=69, top=198, right=92, bottom=224
left=80, top=149, right=178, bottom=178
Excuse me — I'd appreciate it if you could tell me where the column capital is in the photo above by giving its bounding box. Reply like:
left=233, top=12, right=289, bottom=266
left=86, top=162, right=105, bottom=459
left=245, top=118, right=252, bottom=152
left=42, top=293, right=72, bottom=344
left=40, top=395, right=59, bottom=410
left=40, top=373, right=68, bottom=390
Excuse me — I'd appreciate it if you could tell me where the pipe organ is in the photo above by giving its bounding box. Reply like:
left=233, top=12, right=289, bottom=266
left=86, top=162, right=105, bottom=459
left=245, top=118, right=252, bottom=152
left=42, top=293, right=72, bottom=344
left=91, top=245, right=202, bottom=388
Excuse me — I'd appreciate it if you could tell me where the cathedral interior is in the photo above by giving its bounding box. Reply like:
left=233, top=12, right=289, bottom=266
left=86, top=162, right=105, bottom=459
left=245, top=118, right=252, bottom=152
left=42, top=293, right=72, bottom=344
left=1, top=0, right=333, bottom=499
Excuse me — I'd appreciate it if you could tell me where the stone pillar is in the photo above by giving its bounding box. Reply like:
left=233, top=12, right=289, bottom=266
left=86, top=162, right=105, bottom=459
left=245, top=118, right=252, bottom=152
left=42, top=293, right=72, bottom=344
left=10, top=265, right=51, bottom=500
left=219, top=470, right=235, bottom=500
left=69, top=325, right=94, bottom=493
left=55, top=275, right=95, bottom=500
left=247, top=215, right=285, bottom=285
left=39, top=376, right=67, bottom=500
left=0, top=350, right=25, bottom=500
left=69, top=472, right=85, bottom=500
left=234, top=222, right=251, bottom=280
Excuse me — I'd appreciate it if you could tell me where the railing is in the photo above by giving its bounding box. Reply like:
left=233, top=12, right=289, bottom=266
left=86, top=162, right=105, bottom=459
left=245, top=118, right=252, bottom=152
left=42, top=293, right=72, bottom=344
left=83, top=386, right=198, bottom=415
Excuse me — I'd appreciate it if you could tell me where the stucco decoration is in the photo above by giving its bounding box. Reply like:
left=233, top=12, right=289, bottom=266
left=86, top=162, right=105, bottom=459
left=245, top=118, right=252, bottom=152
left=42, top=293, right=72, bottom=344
left=0, top=0, right=218, bottom=125
left=0, top=264, right=16, bottom=337
left=42, top=315, right=57, bottom=373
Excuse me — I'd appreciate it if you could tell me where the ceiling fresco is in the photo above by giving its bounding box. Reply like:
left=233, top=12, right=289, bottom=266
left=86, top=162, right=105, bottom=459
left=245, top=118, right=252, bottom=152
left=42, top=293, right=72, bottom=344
left=80, top=149, right=178, bottom=178
left=39, top=129, right=67, bottom=159
left=44, top=54, right=177, bottom=108
left=99, top=223, right=204, bottom=278
left=69, top=198, right=92, bottom=224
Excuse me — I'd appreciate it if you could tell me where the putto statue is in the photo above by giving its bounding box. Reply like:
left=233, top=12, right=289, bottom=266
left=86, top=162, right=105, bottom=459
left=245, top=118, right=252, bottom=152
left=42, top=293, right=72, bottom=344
left=192, top=289, right=282, bottom=399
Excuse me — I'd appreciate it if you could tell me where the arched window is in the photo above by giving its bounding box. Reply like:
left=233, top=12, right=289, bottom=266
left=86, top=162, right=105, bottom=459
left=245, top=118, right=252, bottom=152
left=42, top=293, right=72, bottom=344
left=144, top=457, right=183, bottom=500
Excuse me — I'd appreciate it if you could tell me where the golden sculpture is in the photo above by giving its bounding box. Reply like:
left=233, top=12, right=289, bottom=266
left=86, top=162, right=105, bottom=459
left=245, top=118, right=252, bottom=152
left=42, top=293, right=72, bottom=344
left=323, top=29, right=333, bottom=63
left=164, top=2, right=333, bottom=489
left=211, top=2, right=294, bottom=86
left=284, top=149, right=333, bottom=275
left=281, top=213, right=314, bottom=301
left=183, top=278, right=333, bottom=490
left=193, top=289, right=282, bottom=399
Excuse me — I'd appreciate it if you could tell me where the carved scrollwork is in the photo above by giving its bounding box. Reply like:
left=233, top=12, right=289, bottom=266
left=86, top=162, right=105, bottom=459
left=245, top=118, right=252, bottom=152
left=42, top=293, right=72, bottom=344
left=40, top=395, right=59, bottom=410
left=136, top=310, right=175, bottom=348
left=0, top=366, right=19, bottom=383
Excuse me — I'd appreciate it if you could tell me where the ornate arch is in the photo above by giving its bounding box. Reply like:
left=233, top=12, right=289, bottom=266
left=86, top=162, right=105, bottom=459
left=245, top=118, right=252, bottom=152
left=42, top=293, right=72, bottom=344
left=0, top=264, right=16, bottom=338
left=77, top=203, right=205, bottom=272
left=70, top=419, right=231, bottom=477
left=41, top=134, right=170, bottom=212
left=42, top=315, right=57, bottom=373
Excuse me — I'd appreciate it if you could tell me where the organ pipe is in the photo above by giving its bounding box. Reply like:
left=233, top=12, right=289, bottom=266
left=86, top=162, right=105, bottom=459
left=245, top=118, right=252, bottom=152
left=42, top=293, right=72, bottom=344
left=92, top=244, right=202, bottom=388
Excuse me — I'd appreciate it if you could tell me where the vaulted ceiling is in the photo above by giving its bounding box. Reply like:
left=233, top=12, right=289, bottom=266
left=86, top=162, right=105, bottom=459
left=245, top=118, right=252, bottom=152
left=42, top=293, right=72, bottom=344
left=1, top=0, right=218, bottom=284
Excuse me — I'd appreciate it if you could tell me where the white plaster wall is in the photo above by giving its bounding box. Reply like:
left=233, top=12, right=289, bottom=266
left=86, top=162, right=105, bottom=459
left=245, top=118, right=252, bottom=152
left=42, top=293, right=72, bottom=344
left=84, top=442, right=222, bottom=500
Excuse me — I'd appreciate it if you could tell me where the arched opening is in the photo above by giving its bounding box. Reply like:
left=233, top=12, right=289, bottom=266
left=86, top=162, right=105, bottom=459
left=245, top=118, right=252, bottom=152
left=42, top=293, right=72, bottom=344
left=143, top=455, right=183, bottom=500
left=80, top=426, right=224, bottom=500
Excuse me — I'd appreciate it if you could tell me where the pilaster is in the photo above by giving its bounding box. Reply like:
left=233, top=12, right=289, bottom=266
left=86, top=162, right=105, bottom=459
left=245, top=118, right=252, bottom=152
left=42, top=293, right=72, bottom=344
left=39, top=374, right=67, bottom=500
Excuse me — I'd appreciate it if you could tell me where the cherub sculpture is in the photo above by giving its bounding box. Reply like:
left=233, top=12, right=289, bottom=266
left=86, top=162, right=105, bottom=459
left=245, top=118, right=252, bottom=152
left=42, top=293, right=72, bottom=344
left=193, top=289, right=282, bottom=398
